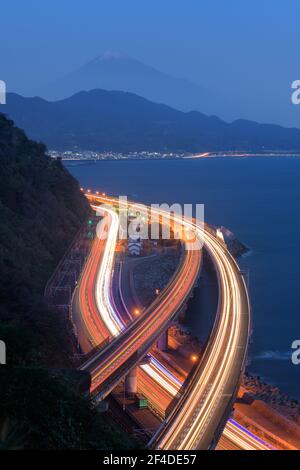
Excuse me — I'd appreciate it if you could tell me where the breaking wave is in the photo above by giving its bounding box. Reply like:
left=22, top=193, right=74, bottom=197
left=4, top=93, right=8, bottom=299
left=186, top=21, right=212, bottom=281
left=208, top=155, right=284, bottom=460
left=255, top=350, right=291, bottom=361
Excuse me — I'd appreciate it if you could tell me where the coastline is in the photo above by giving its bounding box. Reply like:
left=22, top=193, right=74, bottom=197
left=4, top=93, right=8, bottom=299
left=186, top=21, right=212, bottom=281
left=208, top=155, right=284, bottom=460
left=58, top=151, right=300, bottom=164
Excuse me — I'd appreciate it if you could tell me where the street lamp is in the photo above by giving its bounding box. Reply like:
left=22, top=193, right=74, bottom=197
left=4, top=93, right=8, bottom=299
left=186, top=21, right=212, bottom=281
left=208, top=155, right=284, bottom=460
left=191, top=354, right=198, bottom=363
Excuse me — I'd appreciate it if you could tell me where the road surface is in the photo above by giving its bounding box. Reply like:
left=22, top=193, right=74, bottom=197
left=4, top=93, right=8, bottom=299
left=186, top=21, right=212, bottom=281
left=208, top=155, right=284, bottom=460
left=75, top=193, right=251, bottom=450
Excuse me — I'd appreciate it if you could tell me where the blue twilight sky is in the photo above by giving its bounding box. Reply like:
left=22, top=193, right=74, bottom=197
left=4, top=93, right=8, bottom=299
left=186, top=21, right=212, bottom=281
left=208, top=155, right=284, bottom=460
left=1, top=0, right=300, bottom=127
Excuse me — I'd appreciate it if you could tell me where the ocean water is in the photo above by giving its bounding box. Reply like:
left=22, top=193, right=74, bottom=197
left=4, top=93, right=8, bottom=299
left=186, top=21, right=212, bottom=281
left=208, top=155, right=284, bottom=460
left=67, top=157, right=300, bottom=400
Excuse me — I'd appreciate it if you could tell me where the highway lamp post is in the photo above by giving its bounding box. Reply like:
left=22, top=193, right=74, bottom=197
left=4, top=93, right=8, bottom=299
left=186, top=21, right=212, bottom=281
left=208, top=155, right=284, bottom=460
left=191, top=354, right=198, bottom=363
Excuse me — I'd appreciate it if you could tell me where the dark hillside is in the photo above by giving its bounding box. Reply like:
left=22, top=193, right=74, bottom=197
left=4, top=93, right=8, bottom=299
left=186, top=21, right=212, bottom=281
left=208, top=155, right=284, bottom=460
left=0, top=113, right=88, bottom=321
left=0, top=115, right=138, bottom=449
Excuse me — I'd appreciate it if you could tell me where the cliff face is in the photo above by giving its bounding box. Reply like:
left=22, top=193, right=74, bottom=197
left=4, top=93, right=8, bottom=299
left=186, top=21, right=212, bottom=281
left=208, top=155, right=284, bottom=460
left=0, top=113, right=89, bottom=321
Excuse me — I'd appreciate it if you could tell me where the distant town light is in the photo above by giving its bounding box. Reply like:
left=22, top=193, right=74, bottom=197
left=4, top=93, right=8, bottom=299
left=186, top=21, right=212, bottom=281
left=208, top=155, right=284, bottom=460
left=191, top=354, right=198, bottom=363
left=134, top=308, right=140, bottom=315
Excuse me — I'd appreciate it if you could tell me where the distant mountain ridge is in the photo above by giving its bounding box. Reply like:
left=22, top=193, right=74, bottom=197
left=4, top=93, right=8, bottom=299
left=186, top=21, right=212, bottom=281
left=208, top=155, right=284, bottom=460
left=41, top=52, right=217, bottom=115
left=3, top=89, right=300, bottom=152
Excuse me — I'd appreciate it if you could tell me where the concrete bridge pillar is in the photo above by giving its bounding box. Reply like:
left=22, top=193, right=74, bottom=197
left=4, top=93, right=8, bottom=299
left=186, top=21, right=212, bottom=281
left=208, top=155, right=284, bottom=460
left=157, top=330, right=168, bottom=352
left=125, top=367, right=137, bottom=397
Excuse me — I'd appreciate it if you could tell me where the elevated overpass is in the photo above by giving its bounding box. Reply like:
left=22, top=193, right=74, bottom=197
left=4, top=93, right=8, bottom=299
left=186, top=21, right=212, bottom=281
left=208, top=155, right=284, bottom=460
left=76, top=193, right=250, bottom=449
left=76, top=196, right=202, bottom=400
left=150, top=220, right=250, bottom=449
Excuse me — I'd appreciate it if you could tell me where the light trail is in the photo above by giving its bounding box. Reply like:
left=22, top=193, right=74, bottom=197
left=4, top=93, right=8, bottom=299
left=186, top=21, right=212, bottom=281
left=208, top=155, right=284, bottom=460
left=77, top=193, right=250, bottom=450
left=225, top=419, right=276, bottom=450
left=75, top=194, right=272, bottom=450
left=102, top=195, right=250, bottom=449
left=143, top=210, right=250, bottom=450
left=92, top=205, right=124, bottom=336
left=80, top=199, right=201, bottom=397
left=72, top=215, right=109, bottom=349
left=139, top=355, right=274, bottom=450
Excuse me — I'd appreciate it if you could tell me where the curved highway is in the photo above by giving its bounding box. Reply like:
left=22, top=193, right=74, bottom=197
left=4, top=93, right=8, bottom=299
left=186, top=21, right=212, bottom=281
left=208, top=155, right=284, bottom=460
left=78, top=196, right=202, bottom=400
left=75, top=193, right=250, bottom=450
left=150, top=220, right=251, bottom=449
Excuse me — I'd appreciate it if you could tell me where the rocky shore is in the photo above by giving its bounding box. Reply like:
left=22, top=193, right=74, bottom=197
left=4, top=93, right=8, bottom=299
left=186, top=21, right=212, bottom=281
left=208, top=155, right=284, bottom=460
left=241, top=373, right=300, bottom=425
